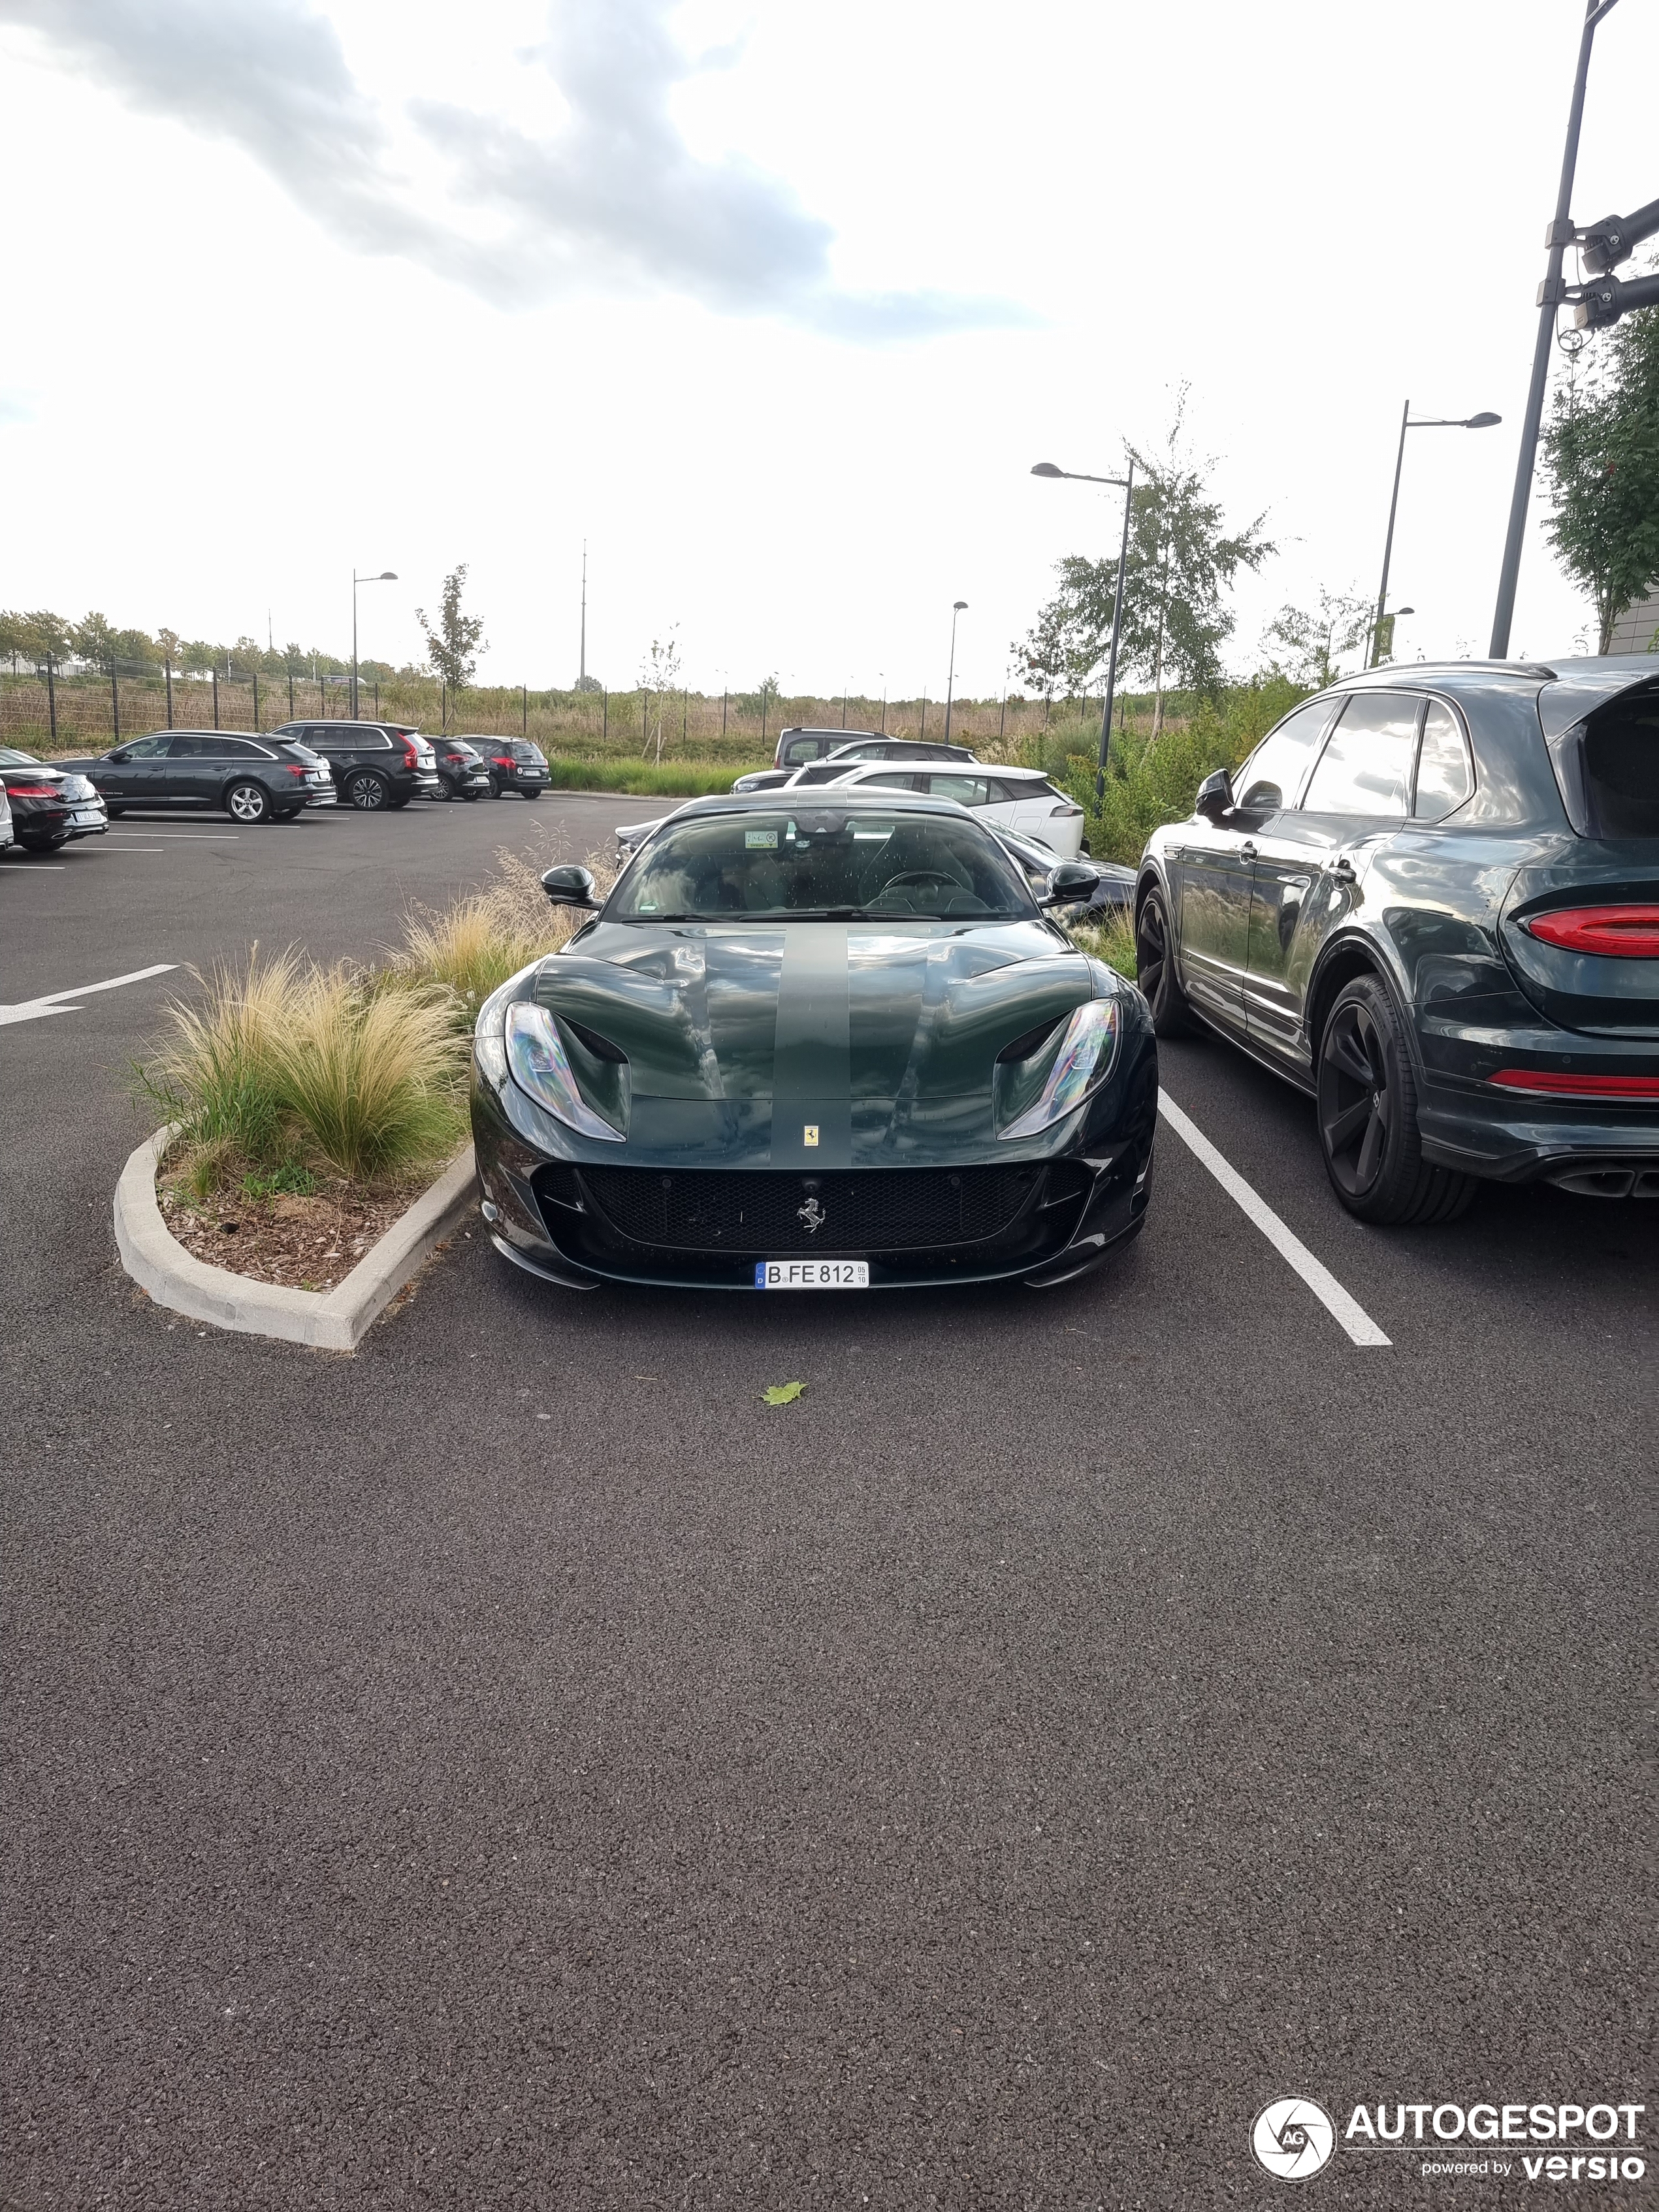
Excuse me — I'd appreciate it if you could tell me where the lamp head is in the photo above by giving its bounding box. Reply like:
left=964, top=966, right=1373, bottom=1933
left=953, top=600, right=968, bottom=611
left=1030, top=462, right=1065, bottom=479
left=1463, top=413, right=1500, bottom=430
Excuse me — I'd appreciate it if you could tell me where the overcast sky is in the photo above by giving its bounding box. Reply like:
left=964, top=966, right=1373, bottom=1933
left=1, top=0, right=1654, bottom=700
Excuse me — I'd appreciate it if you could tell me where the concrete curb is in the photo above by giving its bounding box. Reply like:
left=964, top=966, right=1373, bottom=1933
left=114, top=1127, right=479, bottom=1351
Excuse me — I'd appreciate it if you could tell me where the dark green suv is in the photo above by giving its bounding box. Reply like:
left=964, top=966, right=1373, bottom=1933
left=270, top=720, right=441, bottom=810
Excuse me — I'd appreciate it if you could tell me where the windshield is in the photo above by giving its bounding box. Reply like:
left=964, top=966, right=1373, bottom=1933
left=0, top=746, right=44, bottom=765
left=607, top=807, right=1037, bottom=922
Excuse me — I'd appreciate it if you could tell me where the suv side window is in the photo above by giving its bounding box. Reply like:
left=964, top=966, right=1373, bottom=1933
left=1304, top=693, right=1420, bottom=817
left=1412, top=701, right=1474, bottom=820
left=782, top=737, right=823, bottom=766
left=925, top=774, right=991, bottom=807
left=862, top=771, right=918, bottom=791
left=116, top=733, right=174, bottom=758
left=1234, top=699, right=1337, bottom=812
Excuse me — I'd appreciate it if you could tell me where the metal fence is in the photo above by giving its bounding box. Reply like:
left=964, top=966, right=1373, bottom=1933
left=1, top=661, right=1055, bottom=763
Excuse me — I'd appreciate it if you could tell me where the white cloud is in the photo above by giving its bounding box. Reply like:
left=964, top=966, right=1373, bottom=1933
left=0, top=0, right=1027, bottom=336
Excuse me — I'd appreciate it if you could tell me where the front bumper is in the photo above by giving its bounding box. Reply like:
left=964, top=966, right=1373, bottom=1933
left=470, top=1046, right=1158, bottom=1292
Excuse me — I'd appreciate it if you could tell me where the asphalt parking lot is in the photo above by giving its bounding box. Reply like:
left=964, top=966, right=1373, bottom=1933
left=3, top=795, right=1654, bottom=2209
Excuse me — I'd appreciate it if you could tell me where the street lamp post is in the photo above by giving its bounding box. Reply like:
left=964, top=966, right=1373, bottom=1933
left=351, top=569, right=397, bottom=717
left=943, top=602, right=968, bottom=743
left=1370, top=406, right=1499, bottom=665
left=1031, top=459, right=1135, bottom=801
left=1490, top=0, right=1620, bottom=658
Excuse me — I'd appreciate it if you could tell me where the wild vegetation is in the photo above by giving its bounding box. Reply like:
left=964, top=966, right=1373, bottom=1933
left=140, top=840, right=615, bottom=1208
left=1541, top=295, right=1659, bottom=652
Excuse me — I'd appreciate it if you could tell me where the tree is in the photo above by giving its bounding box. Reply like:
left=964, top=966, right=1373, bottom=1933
left=416, top=564, right=486, bottom=690
left=156, top=628, right=183, bottom=669
left=639, top=630, right=682, bottom=764
left=1263, top=587, right=1373, bottom=688
left=1012, top=392, right=1274, bottom=741
left=0, top=610, right=29, bottom=674
left=69, top=610, right=118, bottom=671
left=1542, top=296, right=1659, bottom=652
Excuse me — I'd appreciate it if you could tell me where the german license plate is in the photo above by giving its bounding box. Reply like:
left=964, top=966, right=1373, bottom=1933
left=71, top=809, right=105, bottom=827
left=756, top=1260, right=869, bottom=1289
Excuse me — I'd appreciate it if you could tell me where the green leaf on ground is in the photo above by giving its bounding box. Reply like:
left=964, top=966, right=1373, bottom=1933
left=762, top=1381, right=806, bottom=1405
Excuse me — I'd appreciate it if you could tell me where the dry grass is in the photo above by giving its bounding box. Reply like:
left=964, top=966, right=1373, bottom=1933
left=388, top=839, right=618, bottom=1025
left=1069, top=908, right=1138, bottom=982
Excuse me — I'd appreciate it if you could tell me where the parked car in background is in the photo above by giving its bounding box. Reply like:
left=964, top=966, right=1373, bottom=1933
left=428, top=737, right=492, bottom=801
left=735, top=735, right=975, bottom=795
left=1135, top=658, right=1659, bottom=1222
left=270, top=720, right=439, bottom=810
left=0, top=748, right=110, bottom=848
left=57, top=731, right=334, bottom=823
left=990, top=823, right=1131, bottom=913
left=803, top=759, right=1091, bottom=858
left=466, top=738, right=549, bottom=798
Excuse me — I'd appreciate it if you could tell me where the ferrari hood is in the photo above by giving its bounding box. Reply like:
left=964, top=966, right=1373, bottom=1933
left=528, top=918, right=1099, bottom=1166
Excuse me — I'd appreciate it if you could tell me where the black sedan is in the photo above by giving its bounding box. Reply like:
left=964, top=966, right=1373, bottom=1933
left=471, top=791, right=1157, bottom=1291
left=0, top=748, right=110, bottom=852
left=58, top=731, right=336, bottom=823
left=1135, top=658, right=1659, bottom=1220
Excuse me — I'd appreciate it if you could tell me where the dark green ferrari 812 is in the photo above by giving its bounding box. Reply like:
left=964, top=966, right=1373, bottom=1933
left=470, top=790, right=1158, bottom=1290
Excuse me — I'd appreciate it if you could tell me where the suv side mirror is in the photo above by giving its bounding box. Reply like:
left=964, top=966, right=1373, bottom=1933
left=1195, top=768, right=1233, bottom=821
left=108, top=748, right=131, bottom=763
left=541, top=864, right=602, bottom=909
left=1039, top=859, right=1103, bottom=906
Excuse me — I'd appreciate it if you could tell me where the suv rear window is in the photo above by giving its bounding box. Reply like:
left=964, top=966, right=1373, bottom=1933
left=1583, top=691, right=1659, bottom=837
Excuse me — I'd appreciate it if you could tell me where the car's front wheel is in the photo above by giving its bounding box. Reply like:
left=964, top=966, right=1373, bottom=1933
left=1135, top=886, right=1193, bottom=1037
left=225, top=780, right=270, bottom=824
left=1317, top=974, right=1477, bottom=1225
left=346, top=771, right=389, bottom=810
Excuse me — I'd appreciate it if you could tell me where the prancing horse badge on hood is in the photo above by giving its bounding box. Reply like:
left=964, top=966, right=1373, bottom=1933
left=797, top=1196, right=826, bottom=1235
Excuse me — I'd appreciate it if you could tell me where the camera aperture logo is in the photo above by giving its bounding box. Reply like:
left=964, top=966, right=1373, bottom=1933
left=1253, top=2098, right=1337, bottom=2183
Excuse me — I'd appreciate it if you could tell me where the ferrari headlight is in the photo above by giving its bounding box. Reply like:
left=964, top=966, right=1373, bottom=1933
left=999, top=999, right=1119, bottom=1140
left=504, top=1001, right=624, bottom=1141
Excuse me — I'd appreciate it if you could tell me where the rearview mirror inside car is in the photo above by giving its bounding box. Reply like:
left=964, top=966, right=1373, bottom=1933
left=1195, top=768, right=1233, bottom=820
left=541, top=865, right=603, bottom=908
left=1039, top=860, right=1103, bottom=906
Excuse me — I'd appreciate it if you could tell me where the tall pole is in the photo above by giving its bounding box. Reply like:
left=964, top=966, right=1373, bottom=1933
left=944, top=602, right=966, bottom=743
left=1096, top=458, right=1134, bottom=803
left=46, top=652, right=56, bottom=745
left=579, top=539, right=587, bottom=686
left=165, top=656, right=174, bottom=729
left=880, top=679, right=886, bottom=735
left=351, top=573, right=359, bottom=718
left=1372, top=400, right=1411, bottom=667
left=1490, top=0, right=1618, bottom=657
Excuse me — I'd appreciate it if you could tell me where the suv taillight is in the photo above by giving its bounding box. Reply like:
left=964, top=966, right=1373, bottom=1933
left=1522, top=905, right=1659, bottom=958
left=401, top=739, right=420, bottom=767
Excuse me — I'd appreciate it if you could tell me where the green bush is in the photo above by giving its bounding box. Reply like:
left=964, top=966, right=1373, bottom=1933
left=542, top=758, right=752, bottom=797
left=1063, top=673, right=1308, bottom=866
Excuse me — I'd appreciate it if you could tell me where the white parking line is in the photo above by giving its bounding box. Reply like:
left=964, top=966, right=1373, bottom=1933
left=107, top=833, right=240, bottom=839
left=0, top=963, right=178, bottom=1027
left=1157, top=1091, right=1391, bottom=1347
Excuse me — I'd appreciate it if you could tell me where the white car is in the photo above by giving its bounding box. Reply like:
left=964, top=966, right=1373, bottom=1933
left=797, top=758, right=1090, bottom=859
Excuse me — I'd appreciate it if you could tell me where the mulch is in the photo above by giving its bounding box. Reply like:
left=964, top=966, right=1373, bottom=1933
left=157, top=1174, right=425, bottom=1294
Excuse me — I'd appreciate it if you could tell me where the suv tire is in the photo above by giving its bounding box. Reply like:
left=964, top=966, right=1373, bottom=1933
left=225, top=780, right=270, bottom=824
left=1135, top=886, right=1193, bottom=1038
left=1316, top=974, right=1477, bottom=1225
left=346, top=771, right=389, bottom=810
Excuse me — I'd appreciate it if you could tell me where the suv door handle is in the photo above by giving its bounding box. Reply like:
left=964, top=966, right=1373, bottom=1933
left=1329, top=856, right=1356, bottom=882
left=1239, top=841, right=1258, bottom=862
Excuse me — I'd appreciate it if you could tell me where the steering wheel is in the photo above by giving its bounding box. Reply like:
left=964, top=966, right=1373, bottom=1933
left=882, top=870, right=959, bottom=890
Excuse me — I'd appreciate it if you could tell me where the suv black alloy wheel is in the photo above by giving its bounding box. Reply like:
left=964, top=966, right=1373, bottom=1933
left=1136, top=888, right=1192, bottom=1037
left=1316, top=974, right=1476, bottom=1225
left=347, top=772, right=389, bottom=810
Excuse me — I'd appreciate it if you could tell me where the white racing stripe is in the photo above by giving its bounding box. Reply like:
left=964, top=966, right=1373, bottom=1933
left=1157, top=1091, right=1391, bottom=1347
left=0, top=962, right=178, bottom=1027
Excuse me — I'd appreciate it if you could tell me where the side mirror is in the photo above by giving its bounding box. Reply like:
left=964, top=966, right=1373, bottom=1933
left=1195, top=768, right=1233, bottom=821
left=108, top=748, right=132, bottom=763
left=541, top=864, right=602, bottom=909
left=1039, top=859, right=1103, bottom=906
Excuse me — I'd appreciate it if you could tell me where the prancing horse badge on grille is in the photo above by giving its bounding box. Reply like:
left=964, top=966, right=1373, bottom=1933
left=797, top=1196, right=826, bottom=1235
